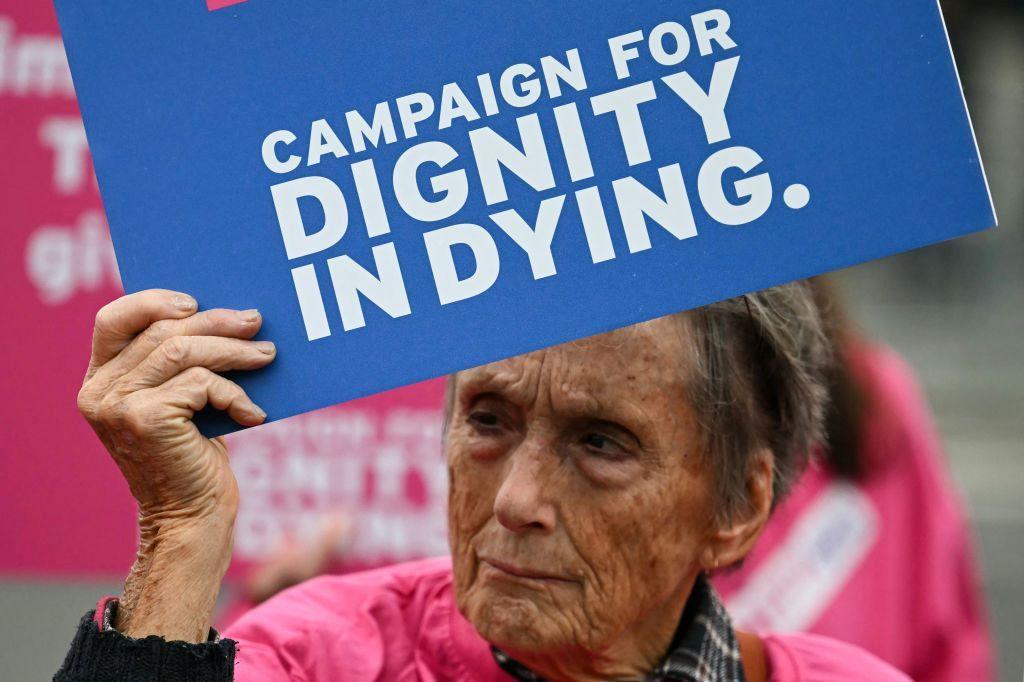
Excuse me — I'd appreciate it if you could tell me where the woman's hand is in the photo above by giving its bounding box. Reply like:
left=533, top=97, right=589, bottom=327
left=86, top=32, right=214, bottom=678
left=76, top=289, right=276, bottom=641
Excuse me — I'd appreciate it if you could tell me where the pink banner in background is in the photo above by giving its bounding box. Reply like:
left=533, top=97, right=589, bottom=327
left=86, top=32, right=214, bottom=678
left=0, top=0, right=448, bottom=579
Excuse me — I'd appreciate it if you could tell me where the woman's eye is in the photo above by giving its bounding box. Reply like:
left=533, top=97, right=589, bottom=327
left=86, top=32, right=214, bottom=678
left=468, top=411, right=500, bottom=429
left=583, top=432, right=620, bottom=455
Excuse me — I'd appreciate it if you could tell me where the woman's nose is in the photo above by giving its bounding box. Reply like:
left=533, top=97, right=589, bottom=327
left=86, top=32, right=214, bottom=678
left=492, top=440, right=558, bottom=534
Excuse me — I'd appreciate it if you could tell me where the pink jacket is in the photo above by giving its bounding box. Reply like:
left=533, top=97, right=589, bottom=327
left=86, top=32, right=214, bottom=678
left=713, top=345, right=993, bottom=681
left=224, top=557, right=908, bottom=681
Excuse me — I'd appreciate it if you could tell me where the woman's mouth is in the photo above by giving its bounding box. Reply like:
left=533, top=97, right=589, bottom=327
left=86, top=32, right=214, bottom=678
left=478, top=556, right=577, bottom=584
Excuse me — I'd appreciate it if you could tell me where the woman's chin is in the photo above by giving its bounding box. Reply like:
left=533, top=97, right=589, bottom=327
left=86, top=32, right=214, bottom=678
left=461, top=588, right=569, bottom=654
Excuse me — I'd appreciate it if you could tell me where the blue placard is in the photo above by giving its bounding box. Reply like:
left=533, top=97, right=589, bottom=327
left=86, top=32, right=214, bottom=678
left=54, top=1, right=995, bottom=436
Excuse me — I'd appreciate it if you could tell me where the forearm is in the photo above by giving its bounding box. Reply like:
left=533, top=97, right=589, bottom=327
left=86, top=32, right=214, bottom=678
left=119, top=513, right=235, bottom=642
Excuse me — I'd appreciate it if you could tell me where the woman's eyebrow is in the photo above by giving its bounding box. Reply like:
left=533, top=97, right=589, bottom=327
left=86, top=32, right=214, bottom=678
left=552, top=391, right=652, bottom=435
left=465, top=390, right=508, bottom=407
left=458, top=380, right=518, bottom=411
left=457, top=366, right=523, bottom=400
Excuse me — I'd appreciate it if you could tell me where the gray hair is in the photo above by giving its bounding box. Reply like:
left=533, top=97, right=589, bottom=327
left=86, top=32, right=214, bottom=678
left=685, top=281, right=832, bottom=523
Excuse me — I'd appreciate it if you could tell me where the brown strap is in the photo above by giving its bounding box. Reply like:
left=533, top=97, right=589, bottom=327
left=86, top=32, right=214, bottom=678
left=736, top=630, right=768, bottom=682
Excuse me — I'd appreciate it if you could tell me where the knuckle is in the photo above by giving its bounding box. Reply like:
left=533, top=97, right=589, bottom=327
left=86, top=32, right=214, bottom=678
left=119, top=395, right=152, bottom=437
left=205, top=309, right=233, bottom=328
left=227, top=381, right=247, bottom=403
left=179, top=366, right=211, bottom=385
left=76, top=385, right=97, bottom=420
left=97, top=392, right=129, bottom=428
left=159, top=335, right=190, bottom=366
left=142, top=319, right=175, bottom=346
left=93, top=302, right=118, bottom=333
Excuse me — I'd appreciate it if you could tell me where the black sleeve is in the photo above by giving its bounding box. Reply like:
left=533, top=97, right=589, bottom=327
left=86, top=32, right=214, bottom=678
left=54, top=609, right=236, bottom=681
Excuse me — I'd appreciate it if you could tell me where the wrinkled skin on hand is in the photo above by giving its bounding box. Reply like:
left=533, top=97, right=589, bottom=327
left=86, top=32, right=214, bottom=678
left=447, top=316, right=743, bottom=680
left=77, top=290, right=275, bottom=524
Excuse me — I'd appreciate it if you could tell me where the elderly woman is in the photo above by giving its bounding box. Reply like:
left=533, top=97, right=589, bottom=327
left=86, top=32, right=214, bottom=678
left=57, top=284, right=907, bottom=681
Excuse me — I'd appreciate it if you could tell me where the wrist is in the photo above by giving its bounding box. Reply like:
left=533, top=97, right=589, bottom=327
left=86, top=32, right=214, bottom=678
left=137, top=500, right=237, bottom=543
left=136, top=479, right=240, bottom=533
left=119, top=516, right=235, bottom=642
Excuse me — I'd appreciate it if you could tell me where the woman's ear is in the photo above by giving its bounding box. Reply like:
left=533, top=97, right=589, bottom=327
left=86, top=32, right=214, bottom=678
left=701, top=449, right=774, bottom=571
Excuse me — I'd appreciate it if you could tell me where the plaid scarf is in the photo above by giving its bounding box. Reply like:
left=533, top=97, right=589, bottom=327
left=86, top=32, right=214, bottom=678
left=492, top=575, right=746, bottom=682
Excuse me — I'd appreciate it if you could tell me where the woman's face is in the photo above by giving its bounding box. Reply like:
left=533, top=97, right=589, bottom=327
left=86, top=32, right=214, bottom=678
left=447, top=317, right=719, bottom=656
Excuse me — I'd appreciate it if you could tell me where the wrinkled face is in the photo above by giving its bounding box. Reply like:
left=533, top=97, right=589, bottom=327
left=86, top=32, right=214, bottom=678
left=447, top=317, right=718, bottom=655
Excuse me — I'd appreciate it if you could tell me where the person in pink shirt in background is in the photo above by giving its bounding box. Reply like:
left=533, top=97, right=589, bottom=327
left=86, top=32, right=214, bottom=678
left=713, top=279, right=994, bottom=681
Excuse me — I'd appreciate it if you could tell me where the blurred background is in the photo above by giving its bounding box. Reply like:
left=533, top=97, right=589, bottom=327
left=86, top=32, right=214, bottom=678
left=1, top=1, right=1020, bottom=679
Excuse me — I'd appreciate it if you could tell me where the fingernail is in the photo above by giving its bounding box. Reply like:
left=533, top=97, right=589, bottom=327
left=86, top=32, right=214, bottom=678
left=238, top=309, right=260, bottom=323
left=250, top=404, right=267, bottom=420
left=173, top=295, right=197, bottom=311
left=255, top=341, right=276, bottom=355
